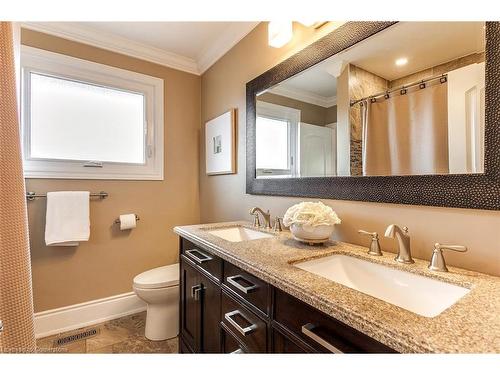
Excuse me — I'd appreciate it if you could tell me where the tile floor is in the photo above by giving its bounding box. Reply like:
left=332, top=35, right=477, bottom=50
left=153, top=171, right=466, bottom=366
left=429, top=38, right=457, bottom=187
left=36, top=312, right=178, bottom=354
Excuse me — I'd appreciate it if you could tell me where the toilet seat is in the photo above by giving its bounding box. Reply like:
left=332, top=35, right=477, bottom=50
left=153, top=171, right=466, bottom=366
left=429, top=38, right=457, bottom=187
left=133, top=264, right=179, bottom=289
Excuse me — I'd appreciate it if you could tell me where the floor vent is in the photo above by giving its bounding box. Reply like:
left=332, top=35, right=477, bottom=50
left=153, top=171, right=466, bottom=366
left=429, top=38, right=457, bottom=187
left=54, top=328, right=100, bottom=346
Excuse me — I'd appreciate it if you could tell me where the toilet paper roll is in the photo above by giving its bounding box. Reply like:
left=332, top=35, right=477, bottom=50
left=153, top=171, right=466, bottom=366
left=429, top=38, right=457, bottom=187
left=119, top=214, right=137, bottom=230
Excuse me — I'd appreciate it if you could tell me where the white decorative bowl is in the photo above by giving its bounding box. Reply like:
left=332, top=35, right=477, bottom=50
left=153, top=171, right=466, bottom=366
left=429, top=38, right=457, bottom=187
left=290, top=223, right=335, bottom=245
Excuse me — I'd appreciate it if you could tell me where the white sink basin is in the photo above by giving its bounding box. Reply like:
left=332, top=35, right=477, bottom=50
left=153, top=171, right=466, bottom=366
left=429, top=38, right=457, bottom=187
left=294, top=254, right=470, bottom=317
left=207, top=226, right=274, bottom=242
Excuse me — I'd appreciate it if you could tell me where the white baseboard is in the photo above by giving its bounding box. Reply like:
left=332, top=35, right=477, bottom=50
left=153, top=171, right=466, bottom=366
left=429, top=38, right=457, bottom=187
left=34, top=292, right=146, bottom=339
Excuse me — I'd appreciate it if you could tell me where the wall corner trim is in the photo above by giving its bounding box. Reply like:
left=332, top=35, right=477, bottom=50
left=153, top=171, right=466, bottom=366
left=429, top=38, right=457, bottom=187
left=34, top=292, right=146, bottom=339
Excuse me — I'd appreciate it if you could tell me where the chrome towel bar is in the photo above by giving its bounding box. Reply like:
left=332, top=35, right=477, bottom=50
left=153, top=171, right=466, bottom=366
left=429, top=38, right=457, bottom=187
left=26, top=191, right=108, bottom=201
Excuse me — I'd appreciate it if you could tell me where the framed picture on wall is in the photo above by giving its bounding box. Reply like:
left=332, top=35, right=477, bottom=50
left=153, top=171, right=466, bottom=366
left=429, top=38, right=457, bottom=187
left=205, top=109, right=236, bottom=175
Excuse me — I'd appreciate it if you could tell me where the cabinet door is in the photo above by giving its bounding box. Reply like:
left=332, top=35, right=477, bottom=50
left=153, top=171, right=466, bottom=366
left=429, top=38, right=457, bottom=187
left=180, top=258, right=201, bottom=352
left=200, top=273, right=222, bottom=353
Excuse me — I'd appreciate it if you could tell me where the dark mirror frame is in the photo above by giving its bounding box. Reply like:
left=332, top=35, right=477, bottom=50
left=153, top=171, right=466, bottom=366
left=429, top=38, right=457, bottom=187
left=246, top=21, right=500, bottom=210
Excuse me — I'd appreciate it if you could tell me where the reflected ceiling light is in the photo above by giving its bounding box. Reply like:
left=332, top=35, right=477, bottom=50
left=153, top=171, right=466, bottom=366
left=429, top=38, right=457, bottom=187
left=268, top=21, right=293, bottom=48
left=395, top=57, right=408, bottom=66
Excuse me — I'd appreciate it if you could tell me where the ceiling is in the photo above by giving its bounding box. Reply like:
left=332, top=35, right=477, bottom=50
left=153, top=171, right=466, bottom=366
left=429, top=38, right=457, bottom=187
left=280, top=68, right=337, bottom=97
left=21, top=22, right=259, bottom=75
left=325, top=21, right=485, bottom=81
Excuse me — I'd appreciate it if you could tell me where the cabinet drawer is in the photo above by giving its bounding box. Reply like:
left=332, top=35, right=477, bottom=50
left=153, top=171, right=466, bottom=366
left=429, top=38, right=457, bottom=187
left=221, top=292, right=267, bottom=353
left=182, top=239, right=222, bottom=282
left=271, top=327, right=309, bottom=353
left=222, top=326, right=247, bottom=354
left=223, top=261, right=270, bottom=315
left=274, top=289, right=396, bottom=353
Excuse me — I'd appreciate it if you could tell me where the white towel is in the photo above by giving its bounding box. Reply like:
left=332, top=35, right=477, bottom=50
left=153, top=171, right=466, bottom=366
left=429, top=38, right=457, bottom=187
left=45, top=191, right=90, bottom=246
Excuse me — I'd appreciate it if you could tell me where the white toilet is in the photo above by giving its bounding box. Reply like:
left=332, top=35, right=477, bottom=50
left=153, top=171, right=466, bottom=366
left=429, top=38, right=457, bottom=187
left=133, top=263, right=179, bottom=341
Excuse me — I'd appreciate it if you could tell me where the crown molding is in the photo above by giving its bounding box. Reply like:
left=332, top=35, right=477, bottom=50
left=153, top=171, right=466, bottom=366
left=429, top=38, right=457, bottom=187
left=21, top=22, right=200, bottom=75
left=268, top=85, right=337, bottom=108
left=197, top=22, right=259, bottom=74
left=21, top=22, right=260, bottom=76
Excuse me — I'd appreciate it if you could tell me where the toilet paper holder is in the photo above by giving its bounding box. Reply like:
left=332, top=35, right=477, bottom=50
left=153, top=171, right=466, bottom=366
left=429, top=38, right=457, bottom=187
left=114, top=214, right=140, bottom=225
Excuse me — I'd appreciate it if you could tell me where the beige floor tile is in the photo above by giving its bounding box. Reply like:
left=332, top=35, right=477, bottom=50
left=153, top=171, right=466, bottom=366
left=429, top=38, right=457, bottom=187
left=88, top=345, right=114, bottom=354
left=37, top=338, right=86, bottom=354
left=86, top=325, right=131, bottom=352
left=35, top=312, right=177, bottom=354
left=111, top=335, right=172, bottom=354
left=167, top=337, right=179, bottom=353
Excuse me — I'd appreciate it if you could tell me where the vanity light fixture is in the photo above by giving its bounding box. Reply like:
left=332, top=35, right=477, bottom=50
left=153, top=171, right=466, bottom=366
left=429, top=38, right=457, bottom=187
left=268, top=21, right=293, bottom=48
left=395, top=57, right=408, bottom=66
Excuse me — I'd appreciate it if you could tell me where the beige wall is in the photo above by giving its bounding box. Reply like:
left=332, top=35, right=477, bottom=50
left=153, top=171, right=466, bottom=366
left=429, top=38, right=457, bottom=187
left=200, top=22, right=500, bottom=276
left=258, top=92, right=336, bottom=126
left=22, top=29, right=201, bottom=312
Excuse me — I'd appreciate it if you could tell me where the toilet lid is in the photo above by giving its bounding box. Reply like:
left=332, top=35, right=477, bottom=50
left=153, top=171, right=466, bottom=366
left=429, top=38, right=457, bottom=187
left=133, top=264, right=179, bottom=289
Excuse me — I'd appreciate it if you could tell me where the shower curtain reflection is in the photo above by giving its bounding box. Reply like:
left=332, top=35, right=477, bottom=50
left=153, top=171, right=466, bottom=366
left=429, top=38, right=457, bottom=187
left=361, top=82, right=450, bottom=176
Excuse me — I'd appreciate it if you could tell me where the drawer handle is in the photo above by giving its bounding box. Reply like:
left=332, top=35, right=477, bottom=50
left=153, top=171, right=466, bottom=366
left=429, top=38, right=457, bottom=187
left=301, top=323, right=343, bottom=354
left=230, top=348, right=244, bottom=354
left=226, top=275, right=258, bottom=294
left=191, top=284, right=203, bottom=301
left=224, top=310, right=257, bottom=336
left=185, top=249, right=213, bottom=264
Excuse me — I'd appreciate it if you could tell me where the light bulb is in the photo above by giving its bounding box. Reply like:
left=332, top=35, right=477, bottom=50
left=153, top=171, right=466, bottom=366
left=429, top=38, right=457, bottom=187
left=268, top=21, right=293, bottom=48
left=395, top=57, right=408, bottom=66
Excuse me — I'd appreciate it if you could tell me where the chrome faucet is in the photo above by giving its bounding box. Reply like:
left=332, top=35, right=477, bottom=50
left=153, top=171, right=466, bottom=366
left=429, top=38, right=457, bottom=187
left=249, top=207, right=272, bottom=230
left=385, top=224, right=414, bottom=264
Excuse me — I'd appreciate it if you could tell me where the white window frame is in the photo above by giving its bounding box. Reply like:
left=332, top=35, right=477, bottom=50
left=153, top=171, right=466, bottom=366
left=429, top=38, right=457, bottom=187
left=256, top=101, right=300, bottom=178
left=20, top=46, right=164, bottom=180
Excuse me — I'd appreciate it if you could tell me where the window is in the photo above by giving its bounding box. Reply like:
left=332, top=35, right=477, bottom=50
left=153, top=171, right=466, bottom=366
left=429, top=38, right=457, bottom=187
left=256, top=101, right=299, bottom=177
left=21, top=46, right=164, bottom=180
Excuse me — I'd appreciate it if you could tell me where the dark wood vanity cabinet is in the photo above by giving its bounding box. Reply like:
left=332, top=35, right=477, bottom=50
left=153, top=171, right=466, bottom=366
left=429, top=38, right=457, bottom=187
left=179, top=258, right=200, bottom=352
left=179, top=237, right=396, bottom=354
left=180, top=251, right=221, bottom=353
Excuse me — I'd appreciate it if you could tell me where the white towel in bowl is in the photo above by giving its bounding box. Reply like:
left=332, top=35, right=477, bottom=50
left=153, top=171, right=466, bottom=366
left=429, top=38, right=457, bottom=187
left=45, top=191, right=90, bottom=246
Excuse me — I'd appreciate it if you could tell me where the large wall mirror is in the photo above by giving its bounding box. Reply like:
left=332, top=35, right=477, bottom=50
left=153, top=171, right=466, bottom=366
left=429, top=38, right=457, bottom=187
left=247, top=22, right=500, bottom=210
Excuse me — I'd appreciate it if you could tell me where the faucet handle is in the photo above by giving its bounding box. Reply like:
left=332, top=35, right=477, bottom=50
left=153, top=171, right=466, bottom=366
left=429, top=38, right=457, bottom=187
left=434, top=243, right=467, bottom=253
left=358, top=229, right=377, bottom=237
left=273, top=217, right=283, bottom=232
left=428, top=243, right=467, bottom=272
left=358, top=230, right=383, bottom=256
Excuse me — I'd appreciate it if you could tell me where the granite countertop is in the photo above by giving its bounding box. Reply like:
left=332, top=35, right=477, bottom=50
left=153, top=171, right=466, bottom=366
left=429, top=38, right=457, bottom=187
left=174, top=221, right=500, bottom=353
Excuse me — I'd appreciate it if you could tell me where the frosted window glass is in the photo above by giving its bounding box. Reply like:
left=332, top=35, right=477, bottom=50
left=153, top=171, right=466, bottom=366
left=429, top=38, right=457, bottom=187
left=29, top=73, right=145, bottom=164
left=256, top=116, right=289, bottom=169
